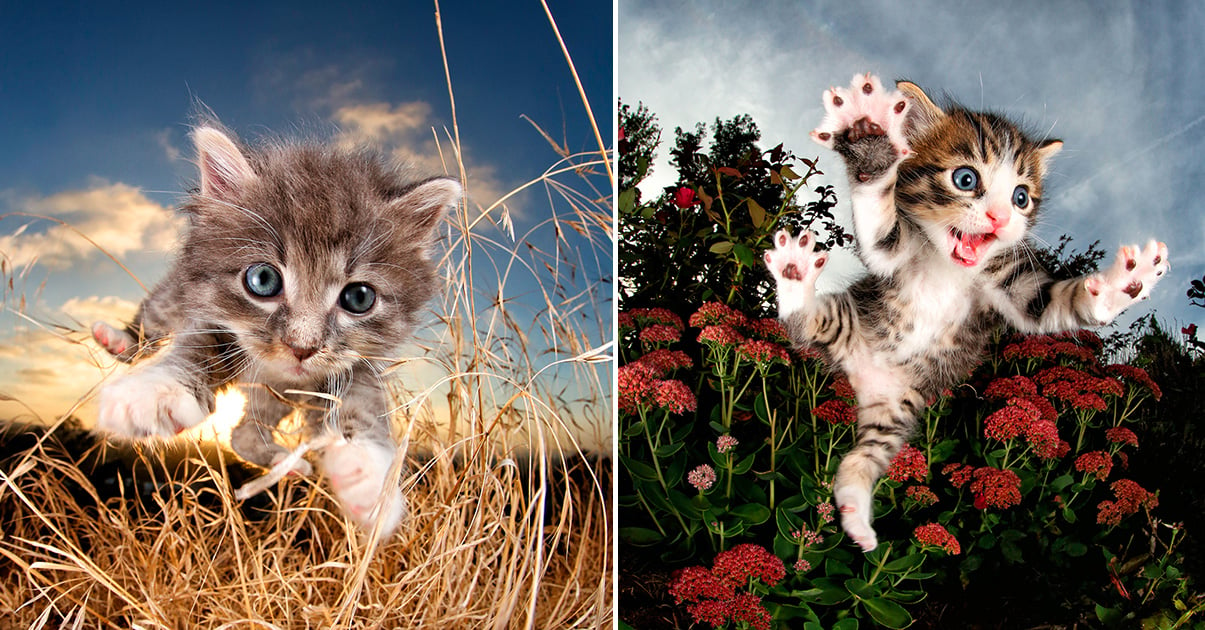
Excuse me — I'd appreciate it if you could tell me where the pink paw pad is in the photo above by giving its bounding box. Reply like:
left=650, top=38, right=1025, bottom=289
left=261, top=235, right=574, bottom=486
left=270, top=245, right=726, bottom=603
left=811, top=72, right=912, bottom=158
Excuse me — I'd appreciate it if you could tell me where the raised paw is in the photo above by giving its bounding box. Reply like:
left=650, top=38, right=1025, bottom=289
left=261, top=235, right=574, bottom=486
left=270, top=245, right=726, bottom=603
left=97, top=366, right=209, bottom=438
left=764, top=230, right=827, bottom=318
left=811, top=72, right=912, bottom=161
left=92, top=321, right=138, bottom=362
left=1084, top=240, right=1169, bottom=323
left=323, top=439, right=406, bottom=538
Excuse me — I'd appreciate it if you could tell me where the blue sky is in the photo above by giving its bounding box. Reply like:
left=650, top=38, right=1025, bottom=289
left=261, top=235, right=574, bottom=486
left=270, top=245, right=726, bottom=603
left=620, top=0, right=1205, bottom=344
left=0, top=1, right=613, bottom=448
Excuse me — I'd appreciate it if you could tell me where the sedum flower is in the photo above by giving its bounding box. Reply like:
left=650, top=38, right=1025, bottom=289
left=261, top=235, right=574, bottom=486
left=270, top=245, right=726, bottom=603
left=886, top=445, right=928, bottom=483
left=913, top=523, right=961, bottom=554
left=716, top=434, right=738, bottom=454
left=1105, top=426, right=1139, bottom=448
left=1075, top=451, right=1112, bottom=481
left=687, top=464, right=716, bottom=492
left=969, top=466, right=1022, bottom=509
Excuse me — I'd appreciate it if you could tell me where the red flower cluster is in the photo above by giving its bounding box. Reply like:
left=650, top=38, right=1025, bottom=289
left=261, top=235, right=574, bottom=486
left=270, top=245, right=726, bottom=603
left=655, top=379, right=698, bottom=415
left=1035, top=366, right=1124, bottom=412
left=983, top=399, right=1038, bottom=441
left=748, top=317, right=790, bottom=344
left=618, top=311, right=636, bottom=332
left=906, top=484, right=939, bottom=507
left=984, top=375, right=1038, bottom=400
left=829, top=375, right=857, bottom=400
left=697, top=324, right=745, bottom=348
left=669, top=545, right=784, bottom=630
left=790, top=525, right=824, bottom=548
left=886, top=445, right=928, bottom=483
left=1025, top=419, right=1061, bottom=459
left=913, top=522, right=961, bottom=554
left=618, top=362, right=696, bottom=415
left=811, top=399, right=857, bottom=426
left=639, top=324, right=682, bottom=346
left=1105, top=364, right=1162, bottom=400
left=711, top=544, right=787, bottom=587
left=1075, top=450, right=1112, bottom=481
left=689, top=302, right=747, bottom=329
left=736, top=339, right=790, bottom=367
left=637, top=349, right=693, bottom=377
left=716, top=435, right=739, bottom=454
left=626, top=307, right=685, bottom=330
left=969, top=467, right=1022, bottom=509
left=942, top=462, right=974, bottom=489
left=1001, top=333, right=1097, bottom=364
left=1097, top=479, right=1158, bottom=526
left=1105, top=426, right=1139, bottom=448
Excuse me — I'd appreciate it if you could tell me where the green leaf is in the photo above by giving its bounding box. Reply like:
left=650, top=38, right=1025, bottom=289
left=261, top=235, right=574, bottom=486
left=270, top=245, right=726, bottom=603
left=733, top=242, right=755, bottom=267
left=882, top=553, right=926, bottom=574
left=844, top=577, right=873, bottom=597
left=621, top=455, right=658, bottom=482
left=621, top=420, right=646, bottom=438
left=780, top=165, right=800, bottom=180
left=618, top=187, right=637, bottom=214
left=825, top=557, right=854, bottom=577
left=1066, top=542, right=1088, bottom=557
left=654, top=442, right=684, bottom=458
left=1063, top=505, right=1078, bottom=524
left=618, top=527, right=663, bottom=546
left=669, top=489, right=700, bottom=517
left=862, top=597, right=912, bottom=629
left=730, top=503, right=772, bottom=525
left=803, top=577, right=851, bottom=605
left=776, top=506, right=803, bottom=539
left=1051, top=473, right=1074, bottom=492
left=832, top=618, right=860, bottom=630
left=709, top=241, right=734, bottom=254
left=1095, top=604, right=1124, bottom=626
left=732, top=452, right=757, bottom=475
left=747, top=198, right=766, bottom=228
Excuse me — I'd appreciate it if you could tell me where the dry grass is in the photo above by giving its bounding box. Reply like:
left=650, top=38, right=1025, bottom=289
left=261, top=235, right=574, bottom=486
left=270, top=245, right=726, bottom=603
left=0, top=3, right=612, bottom=627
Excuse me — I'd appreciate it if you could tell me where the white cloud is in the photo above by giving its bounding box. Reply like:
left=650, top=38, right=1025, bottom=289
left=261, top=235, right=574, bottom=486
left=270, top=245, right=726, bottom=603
left=0, top=181, right=182, bottom=270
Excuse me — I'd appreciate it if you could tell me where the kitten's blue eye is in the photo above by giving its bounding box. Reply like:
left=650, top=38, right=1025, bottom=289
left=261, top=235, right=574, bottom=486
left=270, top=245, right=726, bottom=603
left=951, top=167, right=979, bottom=191
left=340, top=283, right=376, bottom=314
left=244, top=263, right=282, bottom=298
left=1013, top=186, right=1030, bottom=209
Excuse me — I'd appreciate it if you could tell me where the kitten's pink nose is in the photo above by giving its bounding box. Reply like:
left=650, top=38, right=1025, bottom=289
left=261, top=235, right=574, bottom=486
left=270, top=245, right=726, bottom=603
left=986, top=206, right=1010, bottom=230
left=287, top=344, right=318, bottom=362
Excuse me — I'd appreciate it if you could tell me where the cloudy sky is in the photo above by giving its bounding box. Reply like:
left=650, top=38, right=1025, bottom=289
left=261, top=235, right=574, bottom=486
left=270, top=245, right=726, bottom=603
left=620, top=0, right=1205, bottom=336
left=0, top=1, right=612, bottom=449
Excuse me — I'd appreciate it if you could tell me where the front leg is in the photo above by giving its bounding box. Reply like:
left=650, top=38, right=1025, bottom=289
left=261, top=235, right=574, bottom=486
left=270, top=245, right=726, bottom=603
left=96, top=331, right=222, bottom=438
left=811, top=73, right=913, bottom=275
left=230, top=387, right=313, bottom=476
left=317, top=366, right=406, bottom=537
left=1006, top=241, right=1169, bottom=333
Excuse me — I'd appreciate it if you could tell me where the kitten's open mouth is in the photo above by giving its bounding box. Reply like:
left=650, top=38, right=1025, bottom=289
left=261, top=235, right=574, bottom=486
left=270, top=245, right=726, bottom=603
left=949, top=228, right=996, bottom=267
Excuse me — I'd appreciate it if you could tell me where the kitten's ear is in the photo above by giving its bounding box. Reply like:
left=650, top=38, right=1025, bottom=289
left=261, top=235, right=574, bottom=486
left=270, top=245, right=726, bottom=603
left=1037, top=139, right=1063, bottom=165
left=194, top=126, right=257, bottom=198
left=391, top=176, right=461, bottom=247
left=897, top=81, right=944, bottom=136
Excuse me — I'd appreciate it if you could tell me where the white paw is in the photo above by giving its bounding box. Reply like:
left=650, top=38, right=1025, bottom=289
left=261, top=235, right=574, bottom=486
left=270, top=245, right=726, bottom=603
left=323, top=439, right=406, bottom=537
left=764, top=230, right=828, bottom=318
left=92, top=321, right=136, bottom=359
left=97, top=366, right=208, bottom=438
left=811, top=72, right=911, bottom=158
left=1085, top=240, right=1169, bottom=323
left=834, top=483, right=878, bottom=552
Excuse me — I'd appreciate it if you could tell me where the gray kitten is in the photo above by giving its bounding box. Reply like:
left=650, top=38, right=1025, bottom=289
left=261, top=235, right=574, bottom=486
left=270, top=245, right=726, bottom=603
left=765, top=74, right=1168, bottom=551
left=93, top=123, right=460, bottom=537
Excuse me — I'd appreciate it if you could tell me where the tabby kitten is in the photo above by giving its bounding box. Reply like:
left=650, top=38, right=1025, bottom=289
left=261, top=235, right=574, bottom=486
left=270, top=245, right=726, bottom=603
left=763, top=74, right=1168, bottom=551
left=93, top=123, right=460, bottom=537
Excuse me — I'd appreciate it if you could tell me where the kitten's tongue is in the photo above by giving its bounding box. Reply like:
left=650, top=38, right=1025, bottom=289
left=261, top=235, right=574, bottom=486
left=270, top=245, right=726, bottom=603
left=951, top=231, right=994, bottom=267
